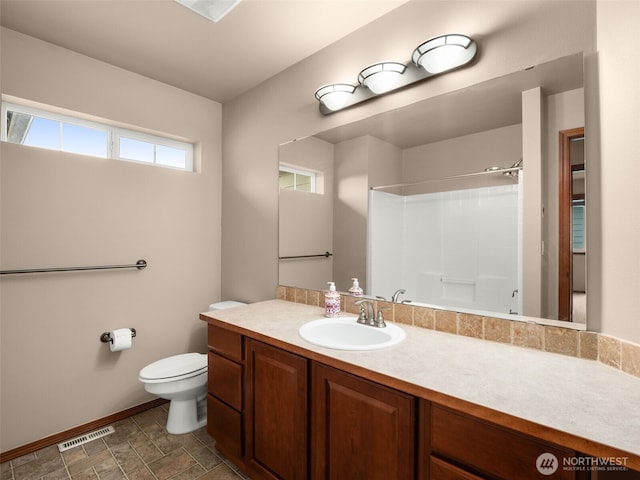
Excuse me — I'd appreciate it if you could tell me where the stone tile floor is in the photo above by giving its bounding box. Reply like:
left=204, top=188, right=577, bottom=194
left=1, top=405, right=250, bottom=480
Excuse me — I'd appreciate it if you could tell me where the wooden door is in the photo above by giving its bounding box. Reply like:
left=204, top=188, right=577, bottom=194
left=558, top=127, right=585, bottom=321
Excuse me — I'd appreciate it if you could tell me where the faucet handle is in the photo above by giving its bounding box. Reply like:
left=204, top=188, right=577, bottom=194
left=356, top=304, right=368, bottom=324
left=374, top=308, right=389, bottom=328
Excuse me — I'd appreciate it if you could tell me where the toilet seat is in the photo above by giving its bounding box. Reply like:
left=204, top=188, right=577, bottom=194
left=139, top=353, right=207, bottom=384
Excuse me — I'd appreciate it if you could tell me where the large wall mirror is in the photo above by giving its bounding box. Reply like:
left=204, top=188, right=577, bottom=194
left=279, top=53, right=586, bottom=327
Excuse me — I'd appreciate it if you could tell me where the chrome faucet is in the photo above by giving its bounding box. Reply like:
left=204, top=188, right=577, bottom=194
left=391, top=289, right=406, bottom=303
left=355, top=299, right=386, bottom=328
left=355, top=299, right=375, bottom=325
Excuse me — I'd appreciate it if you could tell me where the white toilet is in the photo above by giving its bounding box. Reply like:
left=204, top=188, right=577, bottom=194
left=138, top=301, right=246, bottom=434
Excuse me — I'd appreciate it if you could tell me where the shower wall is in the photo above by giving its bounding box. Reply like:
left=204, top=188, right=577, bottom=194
left=368, top=184, right=520, bottom=315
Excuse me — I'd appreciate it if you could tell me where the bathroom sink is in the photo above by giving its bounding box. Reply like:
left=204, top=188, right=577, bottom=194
left=299, top=317, right=405, bottom=351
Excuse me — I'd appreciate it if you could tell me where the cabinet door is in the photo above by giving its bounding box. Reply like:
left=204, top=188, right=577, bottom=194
left=245, top=339, right=308, bottom=480
left=311, top=363, right=415, bottom=480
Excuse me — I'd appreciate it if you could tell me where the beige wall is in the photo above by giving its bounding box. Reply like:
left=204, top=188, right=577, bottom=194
left=278, top=136, right=334, bottom=290
left=331, top=135, right=402, bottom=292
left=543, top=88, right=585, bottom=318
left=221, top=2, right=598, bottom=306
left=402, top=124, right=522, bottom=193
left=593, top=0, right=640, bottom=342
left=0, top=29, right=222, bottom=451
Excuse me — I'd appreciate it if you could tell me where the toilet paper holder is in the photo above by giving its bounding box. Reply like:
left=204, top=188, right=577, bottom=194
left=100, top=328, right=136, bottom=343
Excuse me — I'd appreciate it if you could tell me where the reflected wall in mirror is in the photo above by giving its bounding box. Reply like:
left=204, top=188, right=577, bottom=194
left=278, top=53, right=586, bottom=326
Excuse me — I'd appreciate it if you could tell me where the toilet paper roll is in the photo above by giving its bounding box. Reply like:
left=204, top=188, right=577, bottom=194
left=109, top=328, right=133, bottom=352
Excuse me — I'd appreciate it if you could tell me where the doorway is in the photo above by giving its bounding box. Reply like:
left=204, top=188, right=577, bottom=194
left=558, top=127, right=585, bottom=322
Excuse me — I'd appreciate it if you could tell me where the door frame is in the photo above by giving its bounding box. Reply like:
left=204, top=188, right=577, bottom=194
left=558, top=127, right=585, bottom=321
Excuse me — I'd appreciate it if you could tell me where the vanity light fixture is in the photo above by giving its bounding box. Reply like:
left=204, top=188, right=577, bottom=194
left=315, top=33, right=477, bottom=115
left=412, top=34, right=475, bottom=73
left=314, top=83, right=357, bottom=112
left=358, top=62, right=407, bottom=94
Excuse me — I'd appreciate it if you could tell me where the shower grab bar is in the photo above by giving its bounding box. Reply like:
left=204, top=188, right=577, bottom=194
left=441, top=276, right=476, bottom=285
left=0, top=259, right=147, bottom=275
left=371, top=165, right=522, bottom=191
left=279, top=251, right=333, bottom=260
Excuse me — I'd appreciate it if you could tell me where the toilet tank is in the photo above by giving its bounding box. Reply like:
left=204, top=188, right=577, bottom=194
left=208, top=301, right=246, bottom=311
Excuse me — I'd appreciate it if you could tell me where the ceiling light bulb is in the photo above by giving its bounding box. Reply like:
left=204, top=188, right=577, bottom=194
left=314, top=84, right=356, bottom=111
left=412, top=34, right=475, bottom=74
left=358, top=62, right=406, bottom=94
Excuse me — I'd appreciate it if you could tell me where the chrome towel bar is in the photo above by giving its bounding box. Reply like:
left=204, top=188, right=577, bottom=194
left=279, top=251, right=333, bottom=260
left=0, top=259, right=147, bottom=275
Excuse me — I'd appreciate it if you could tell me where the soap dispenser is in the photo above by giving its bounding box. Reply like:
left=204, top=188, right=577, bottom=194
left=324, top=282, right=341, bottom=317
left=349, top=278, right=363, bottom=297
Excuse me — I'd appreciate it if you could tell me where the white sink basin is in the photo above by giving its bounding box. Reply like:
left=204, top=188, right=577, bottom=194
left=299, top=317, right=405, bottom=351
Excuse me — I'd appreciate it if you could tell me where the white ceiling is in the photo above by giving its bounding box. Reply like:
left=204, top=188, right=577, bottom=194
left=0, top=0, right=407, bottom=103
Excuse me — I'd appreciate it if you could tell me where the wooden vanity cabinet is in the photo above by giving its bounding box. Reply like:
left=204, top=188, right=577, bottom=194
left=311, top=363, right=416, bottom=480
left=205, top=322, right=608, bottom=480
left=207, top=324, right=244, bottom=464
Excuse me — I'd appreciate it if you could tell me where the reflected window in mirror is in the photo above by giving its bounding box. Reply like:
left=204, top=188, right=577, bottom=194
left=572, top=200, right=585, bottom=253
left=279, top=165, right=318, bottom=193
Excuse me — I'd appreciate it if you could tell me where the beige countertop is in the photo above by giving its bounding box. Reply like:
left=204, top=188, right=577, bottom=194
left=201, top=299, right=640, bottom=466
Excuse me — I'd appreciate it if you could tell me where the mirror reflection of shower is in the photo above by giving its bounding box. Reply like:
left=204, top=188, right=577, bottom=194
left=368, top=164, right=522, bottom=316
left=485, top=158, right=522, bottom=178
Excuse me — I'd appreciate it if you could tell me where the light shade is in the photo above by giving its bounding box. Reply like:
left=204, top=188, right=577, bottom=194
left=314, top=33, right=477, bottom=114
left=412, top=34, right=474, bottom=74
left=314, top=84, right=356, bottom=111
left=174, top=0, right=241, bottom=22
left=358, top=62, right=407, bottom=94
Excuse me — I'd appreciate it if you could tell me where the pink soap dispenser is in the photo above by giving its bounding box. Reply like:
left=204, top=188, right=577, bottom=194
left=324, top=282, right=341, bottom=317
left=349, top=278, right=363, bottom=297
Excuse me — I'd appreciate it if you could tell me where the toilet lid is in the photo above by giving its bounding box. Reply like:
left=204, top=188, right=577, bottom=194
left=139, top=353, right=207, bottom=381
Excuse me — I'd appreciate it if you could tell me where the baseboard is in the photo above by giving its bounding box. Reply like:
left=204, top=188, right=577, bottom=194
left=0, top=398, right=168, bottom=463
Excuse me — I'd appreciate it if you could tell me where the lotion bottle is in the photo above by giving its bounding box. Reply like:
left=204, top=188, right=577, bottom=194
left=349, top=278, right=363, bottom=297
left=324, top=282, right=341, bottom=317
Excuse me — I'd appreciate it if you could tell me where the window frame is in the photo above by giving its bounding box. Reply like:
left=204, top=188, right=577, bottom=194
left=279, top=164, right=317, bottom=193
left=112, top=127, right=194, bottom=170
left=571, top=200, right=586, bottom=253
left=1, top=101, right=194, bottom=171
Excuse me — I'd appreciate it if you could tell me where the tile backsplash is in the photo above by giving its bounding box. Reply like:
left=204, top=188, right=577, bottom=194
left=277, top=285, right=640, bottom=379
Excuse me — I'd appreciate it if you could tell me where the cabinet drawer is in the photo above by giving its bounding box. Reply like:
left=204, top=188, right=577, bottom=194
left=430, top=456, right=485, bottom=480
left=208, top=324, right=242, bottom=361
left=431, top=405, right=575, bottom=480
left=207, top=394, right=242, bottom=459
left=208, top=352, right=242, bottom=410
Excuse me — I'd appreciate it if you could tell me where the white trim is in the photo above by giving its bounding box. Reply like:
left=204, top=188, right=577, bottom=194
left=279, top=164, right=317, bottom=192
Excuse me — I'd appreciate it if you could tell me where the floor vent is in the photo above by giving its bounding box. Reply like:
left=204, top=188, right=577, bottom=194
left=57, top=426, right=115, bottom=452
